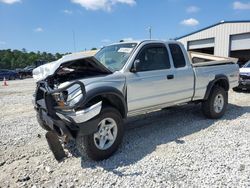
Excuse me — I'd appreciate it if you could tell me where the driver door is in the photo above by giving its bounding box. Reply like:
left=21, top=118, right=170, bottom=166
left=126, top=43, right=176, bottom=112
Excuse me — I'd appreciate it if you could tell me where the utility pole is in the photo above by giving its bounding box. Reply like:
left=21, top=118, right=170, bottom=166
left=147, top=26, right=152, bottom=39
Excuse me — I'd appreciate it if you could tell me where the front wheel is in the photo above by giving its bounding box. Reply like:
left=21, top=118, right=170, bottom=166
left=76, top=106, right=124, bottom=161
left=202, top=86, right=228, bottom=119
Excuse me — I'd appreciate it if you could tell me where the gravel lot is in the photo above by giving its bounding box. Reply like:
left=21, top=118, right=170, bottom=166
left=0, top=79, right=249, bottom=187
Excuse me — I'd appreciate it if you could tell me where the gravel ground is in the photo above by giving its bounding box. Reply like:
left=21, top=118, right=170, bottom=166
left=0, top=79, right=249, bottom=187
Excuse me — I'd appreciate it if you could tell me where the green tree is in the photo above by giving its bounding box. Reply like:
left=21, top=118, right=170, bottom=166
left=0, top=49, right=64, bottom=69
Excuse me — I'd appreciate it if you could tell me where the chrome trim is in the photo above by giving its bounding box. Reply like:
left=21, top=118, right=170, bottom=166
left=56, top=101, right=102, bottom=123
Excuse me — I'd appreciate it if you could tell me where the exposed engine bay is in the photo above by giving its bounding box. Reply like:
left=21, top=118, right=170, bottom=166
left=46, top=57, right=111, bottom=88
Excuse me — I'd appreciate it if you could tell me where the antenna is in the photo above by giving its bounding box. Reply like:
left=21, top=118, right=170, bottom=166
left=72, top=30, right=76, bottom=52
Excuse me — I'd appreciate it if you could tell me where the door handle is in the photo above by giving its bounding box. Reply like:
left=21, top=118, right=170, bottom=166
left=167, top=75, right=174, bottom=80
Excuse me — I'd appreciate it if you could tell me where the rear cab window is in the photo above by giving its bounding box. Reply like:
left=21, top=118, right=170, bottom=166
left=169, top=44, right=186, bottom=68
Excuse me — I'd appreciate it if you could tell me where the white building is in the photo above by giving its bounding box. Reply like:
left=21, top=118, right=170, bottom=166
left=176, top=20, right=250, bottom=64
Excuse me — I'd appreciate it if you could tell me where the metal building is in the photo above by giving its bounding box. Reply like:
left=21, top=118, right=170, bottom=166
left=176, top=20, right=250, bottom=64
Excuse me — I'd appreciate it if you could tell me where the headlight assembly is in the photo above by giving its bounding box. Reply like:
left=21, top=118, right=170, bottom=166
left=49, top=81, right=86, bottom=110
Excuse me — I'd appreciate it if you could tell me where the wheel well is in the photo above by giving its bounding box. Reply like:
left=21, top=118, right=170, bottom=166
left=214, top=79, right=229, bottom=91
left=85, top=94, right=127, bottom=119
left=204, top=77, right=229, bottom=100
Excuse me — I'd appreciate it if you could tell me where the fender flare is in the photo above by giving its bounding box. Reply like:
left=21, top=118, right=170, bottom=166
left=204, top=74, right=229, bottom=100
left=82, top=86, right=128, bottom=118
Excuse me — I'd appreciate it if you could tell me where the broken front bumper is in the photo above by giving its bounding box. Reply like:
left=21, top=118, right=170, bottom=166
left=56, top=102, right=102, bottom=124
left=34, top=81, right=102, bottom=138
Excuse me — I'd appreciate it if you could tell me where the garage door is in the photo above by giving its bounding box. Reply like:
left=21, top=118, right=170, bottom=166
left=230, top=33, right=250, bottom=51
left=188, top=38, right=215, bottom=50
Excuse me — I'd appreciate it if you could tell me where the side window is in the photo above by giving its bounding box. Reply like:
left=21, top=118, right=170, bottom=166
left=169, top=44, right=186, bottom=68
left=136, top=46, right=171, bottom=72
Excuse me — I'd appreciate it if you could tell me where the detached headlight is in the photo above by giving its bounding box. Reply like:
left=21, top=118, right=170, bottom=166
left=51, top=82, right=85, bottom=109
left=52, top=91, right=68, bottom=107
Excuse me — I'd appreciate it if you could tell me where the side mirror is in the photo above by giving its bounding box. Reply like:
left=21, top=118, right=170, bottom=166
left=131, top=59, right=140, bottom=73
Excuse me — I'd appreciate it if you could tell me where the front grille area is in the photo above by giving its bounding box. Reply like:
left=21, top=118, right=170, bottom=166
left=35, top=82, right=56, bottom=116
left=36, top=85, right=45, bottom=102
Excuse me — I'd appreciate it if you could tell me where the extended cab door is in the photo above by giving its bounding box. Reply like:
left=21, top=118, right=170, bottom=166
left=126, top=43, right=177, bottom=112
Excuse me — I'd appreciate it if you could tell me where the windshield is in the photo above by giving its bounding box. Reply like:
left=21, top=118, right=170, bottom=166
left=243, top=61, right=250, bottom=68
left=95, top=43, right=137, bottom=71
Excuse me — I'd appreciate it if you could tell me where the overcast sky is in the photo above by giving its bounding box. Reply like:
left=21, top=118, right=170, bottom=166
left=0, top=0, right=250, bottom=53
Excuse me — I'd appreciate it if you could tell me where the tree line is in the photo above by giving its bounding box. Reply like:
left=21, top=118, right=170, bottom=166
left=0, top=48, right=64, bottom=70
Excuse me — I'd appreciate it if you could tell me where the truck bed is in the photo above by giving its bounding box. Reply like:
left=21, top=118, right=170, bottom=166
left=189, top=52, right=239, bottom=101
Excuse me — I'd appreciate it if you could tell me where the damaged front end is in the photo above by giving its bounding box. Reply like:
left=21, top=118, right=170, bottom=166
left=35, top=80, right=103, bottom=137
left=34, top=80, right=102, bottom=160
left=32, top=54, right=113, bottom=154
left=32, top=53, right=115, bottom=160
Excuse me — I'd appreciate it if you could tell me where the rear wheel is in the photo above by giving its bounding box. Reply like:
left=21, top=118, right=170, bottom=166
left=19, top=74, right=24, bottom=79
left=202, top=86, right=228, bottom=119
left=76, top=106, right=124, bottom=161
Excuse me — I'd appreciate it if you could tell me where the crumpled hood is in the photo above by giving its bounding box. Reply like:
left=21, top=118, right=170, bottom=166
left=33, top=52, right=111, bottom=81
left=33, top=60, right=60, bottom=81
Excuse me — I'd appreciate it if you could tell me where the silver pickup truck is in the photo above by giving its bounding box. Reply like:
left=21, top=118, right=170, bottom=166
left=33, top=40, right=239, bottom=161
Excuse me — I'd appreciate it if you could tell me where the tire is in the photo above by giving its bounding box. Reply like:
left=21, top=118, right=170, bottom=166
left=76, top=106, right=124, bottom=161
left=19, top=74, right=24, bottom=79
left=202, top=86, right=228, bottom=119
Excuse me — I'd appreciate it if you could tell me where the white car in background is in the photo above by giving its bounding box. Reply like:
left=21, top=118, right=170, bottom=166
left=235, top=61, right=250, bottom=91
